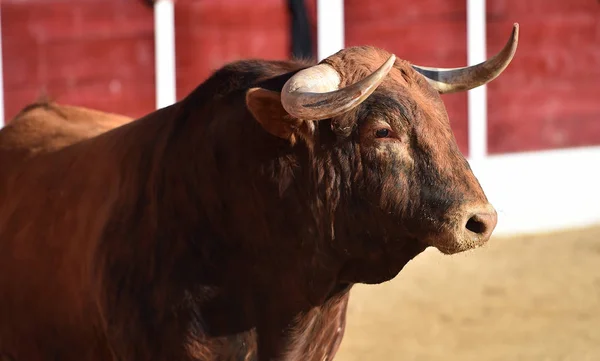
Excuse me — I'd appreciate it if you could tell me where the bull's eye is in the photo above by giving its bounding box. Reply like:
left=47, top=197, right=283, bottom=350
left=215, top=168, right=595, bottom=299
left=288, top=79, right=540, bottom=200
left=375, top=128, right=390, bottom=138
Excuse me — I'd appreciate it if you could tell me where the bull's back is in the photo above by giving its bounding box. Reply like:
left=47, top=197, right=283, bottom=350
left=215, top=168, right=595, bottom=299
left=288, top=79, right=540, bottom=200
left=0, top=102, right=133, bottom=359
left=0, top=102, right=133, bottom=169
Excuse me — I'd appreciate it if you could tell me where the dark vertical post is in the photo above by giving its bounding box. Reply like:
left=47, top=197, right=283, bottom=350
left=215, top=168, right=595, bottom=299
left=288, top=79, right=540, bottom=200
left=287, top=0, right=314, bottom=60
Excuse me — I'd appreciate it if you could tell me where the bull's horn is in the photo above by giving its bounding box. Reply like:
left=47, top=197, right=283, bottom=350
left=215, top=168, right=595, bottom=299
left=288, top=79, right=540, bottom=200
left=412, top=23, right=519, bottom=94
left=280, top=54, right=396, bottom=120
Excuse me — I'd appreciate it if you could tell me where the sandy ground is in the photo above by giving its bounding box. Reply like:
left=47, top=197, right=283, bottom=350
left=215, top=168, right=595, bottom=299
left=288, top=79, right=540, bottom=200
left=335, top=226, right=600, bottom=361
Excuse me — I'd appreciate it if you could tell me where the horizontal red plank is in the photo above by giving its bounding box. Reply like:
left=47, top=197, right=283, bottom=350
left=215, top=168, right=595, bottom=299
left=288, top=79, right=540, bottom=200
left=489, top=85, right=600, bottom=122
left=5, top=77, right=155, bottom=122
left=55, top=81, right=155, bottom=120
left=1, top=36, right=40, bottom=89
left=174, top=1, right=289, bottom=98
left=488, top=85, right=600, bottom=153
left=486, top=18, right=600, bottom=89
left=175, top=30, right=288, bottom=71
left=46, top=36, right=155, bottom=84
left=488, top=0, right=600, bottom=16
left=175, top=0, right=285, bottom=5
left=1, top=1, right=153, bottom=43
left=485, top=51, right=600, bottom=92
left=489, top=111, right=600, bottom=154
left=345, top=0, right=466, bottom=24
left=4, top=36, right=155, bottom=89
left=488, top=17, right=600, bottom=54
left=345, top=21, right=467, bottom=67
left=174, top=1, right=288, bottom=30
left=3, top=0, right=115, bottom=3
left=345, top=0, right=467, bottom=66
left=175, top=32, right=289, bottom=99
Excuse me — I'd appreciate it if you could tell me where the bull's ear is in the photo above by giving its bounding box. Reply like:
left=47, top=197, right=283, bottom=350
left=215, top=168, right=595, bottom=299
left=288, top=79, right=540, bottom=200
left=246, top=87, right=299, bottom=141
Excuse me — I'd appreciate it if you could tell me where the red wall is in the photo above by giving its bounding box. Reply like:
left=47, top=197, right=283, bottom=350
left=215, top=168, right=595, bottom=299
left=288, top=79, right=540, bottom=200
left=2, top=0, right=156, bottom=120
left=486, top=0, right=600, bottom=154
left=174, top=0, right=293, bottom=99
left=2, top=0, right=600, bottom=155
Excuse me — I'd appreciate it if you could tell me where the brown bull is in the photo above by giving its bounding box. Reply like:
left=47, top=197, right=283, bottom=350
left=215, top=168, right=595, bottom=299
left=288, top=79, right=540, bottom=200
left=0, top=24, right=519, bottom=361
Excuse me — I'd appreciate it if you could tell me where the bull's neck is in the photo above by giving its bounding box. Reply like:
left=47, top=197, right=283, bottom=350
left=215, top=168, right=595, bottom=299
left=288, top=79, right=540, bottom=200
left=99, top=99, right=350, bottom=359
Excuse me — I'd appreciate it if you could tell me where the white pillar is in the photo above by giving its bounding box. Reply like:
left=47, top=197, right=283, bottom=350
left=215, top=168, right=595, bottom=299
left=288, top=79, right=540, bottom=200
left=0, top=5, right=5, bottom=128
left=466, top=0, right=487, bottom=160
left=154, top=0, right=177, bottom=109
left=317, top=0, right=344, bottom=61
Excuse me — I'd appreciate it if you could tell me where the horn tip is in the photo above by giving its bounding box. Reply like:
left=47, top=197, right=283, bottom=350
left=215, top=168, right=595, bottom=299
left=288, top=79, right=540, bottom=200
left=510, top=23, right=520, bottom=54
left=510, top=23, right=520, bottom=46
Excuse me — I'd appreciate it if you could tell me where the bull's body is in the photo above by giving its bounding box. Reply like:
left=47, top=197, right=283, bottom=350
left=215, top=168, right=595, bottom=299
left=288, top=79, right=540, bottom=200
left=0, top=95, right=352, bottom=361
left=0, top=26, right=518, bottom=361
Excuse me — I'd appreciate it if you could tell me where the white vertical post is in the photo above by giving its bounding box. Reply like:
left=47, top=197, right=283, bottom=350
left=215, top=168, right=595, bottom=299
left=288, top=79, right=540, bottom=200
left=154, top=0, right=177, bottom=109
left=0, top=5, right=5, bottom=128
left=466, top=0, right=487, bottom=160
left=317, top=0, right=344, bottom=61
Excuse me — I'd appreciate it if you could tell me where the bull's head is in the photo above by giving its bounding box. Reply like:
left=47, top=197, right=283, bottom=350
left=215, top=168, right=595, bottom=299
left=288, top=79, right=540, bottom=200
left=245, top=24, right=518, bottom=284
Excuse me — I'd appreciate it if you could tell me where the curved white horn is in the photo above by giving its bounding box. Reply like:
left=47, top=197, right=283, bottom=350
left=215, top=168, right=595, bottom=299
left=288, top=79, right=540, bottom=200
left=412, top=23, right=519, bottom=94
left=281, top=55, right=396, bottom=120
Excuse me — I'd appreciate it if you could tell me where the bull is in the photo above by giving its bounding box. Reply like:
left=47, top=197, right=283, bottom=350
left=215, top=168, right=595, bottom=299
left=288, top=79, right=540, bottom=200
left=0, top=24, right=519, bottom=361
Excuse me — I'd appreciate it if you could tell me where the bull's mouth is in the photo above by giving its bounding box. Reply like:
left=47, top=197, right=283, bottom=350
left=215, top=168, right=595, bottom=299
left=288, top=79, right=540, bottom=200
left=434, top=242, right=482, bottom=255
left=424, top=230, right=491, bottom=255
left=338, top=238, right=428, bottom=285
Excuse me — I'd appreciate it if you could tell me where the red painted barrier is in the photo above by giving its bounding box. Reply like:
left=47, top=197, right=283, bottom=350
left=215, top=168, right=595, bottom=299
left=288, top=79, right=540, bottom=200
left=2, top=0, right=599, bottom=155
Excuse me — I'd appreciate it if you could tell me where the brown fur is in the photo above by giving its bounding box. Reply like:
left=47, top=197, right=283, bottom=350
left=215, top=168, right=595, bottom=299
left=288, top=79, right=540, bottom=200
left=0, top=46, right=494, bottom=360
left=0, top=101, right=133, bottom=166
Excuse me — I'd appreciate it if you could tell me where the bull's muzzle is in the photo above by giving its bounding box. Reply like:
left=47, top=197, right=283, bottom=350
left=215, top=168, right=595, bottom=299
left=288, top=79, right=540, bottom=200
left=432, top=203, right=498, bottom=255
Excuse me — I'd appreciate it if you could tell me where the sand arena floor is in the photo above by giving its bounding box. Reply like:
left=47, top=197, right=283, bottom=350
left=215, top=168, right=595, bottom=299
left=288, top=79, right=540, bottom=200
left=335, top=225, right=600, bottom=361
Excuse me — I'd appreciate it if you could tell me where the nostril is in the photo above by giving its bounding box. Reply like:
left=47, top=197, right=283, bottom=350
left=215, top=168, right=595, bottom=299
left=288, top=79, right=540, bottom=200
left=464, top=208, right=498, bottom=239
left=466, top=216, right=487, bottom=234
